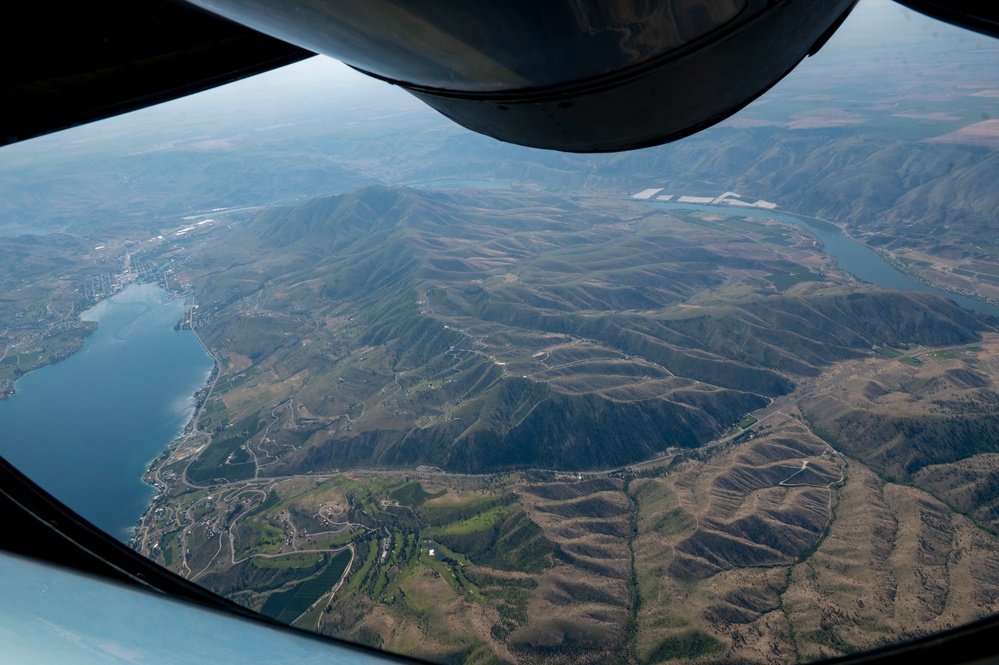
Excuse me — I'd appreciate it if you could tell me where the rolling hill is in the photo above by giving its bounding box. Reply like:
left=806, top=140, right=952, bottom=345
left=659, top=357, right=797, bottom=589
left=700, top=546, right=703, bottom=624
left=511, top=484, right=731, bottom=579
left=171, top=186, right=992, bottom=477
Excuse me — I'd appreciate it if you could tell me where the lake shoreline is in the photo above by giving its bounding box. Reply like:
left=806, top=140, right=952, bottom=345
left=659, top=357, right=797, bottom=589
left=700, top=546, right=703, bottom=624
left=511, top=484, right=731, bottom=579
left=0, top=283, right=214, bottom=541
left=131, top=317, right=221, bottom=546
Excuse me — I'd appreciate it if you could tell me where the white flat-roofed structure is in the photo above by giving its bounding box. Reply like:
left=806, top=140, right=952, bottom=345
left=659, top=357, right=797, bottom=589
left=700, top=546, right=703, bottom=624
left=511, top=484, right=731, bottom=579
left=712, top=191, right=742, bottom=204
left=636, top=190, right=779, bottom=209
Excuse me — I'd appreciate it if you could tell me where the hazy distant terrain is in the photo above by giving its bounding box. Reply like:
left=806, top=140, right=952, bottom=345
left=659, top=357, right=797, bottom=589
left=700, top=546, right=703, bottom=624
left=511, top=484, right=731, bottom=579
left=2, top=2, right=996, bottom=275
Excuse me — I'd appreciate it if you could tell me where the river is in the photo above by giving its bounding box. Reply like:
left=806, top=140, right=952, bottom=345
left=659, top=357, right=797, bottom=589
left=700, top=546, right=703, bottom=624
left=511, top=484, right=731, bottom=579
left=648, top=201, right=999, bottom=318
left=0, top=283, right=214, bottom=541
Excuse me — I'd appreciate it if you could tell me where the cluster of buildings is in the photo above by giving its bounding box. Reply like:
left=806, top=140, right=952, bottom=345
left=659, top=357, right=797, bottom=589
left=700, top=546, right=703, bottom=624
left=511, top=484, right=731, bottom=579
left=631, top=189, right=778, bottom=209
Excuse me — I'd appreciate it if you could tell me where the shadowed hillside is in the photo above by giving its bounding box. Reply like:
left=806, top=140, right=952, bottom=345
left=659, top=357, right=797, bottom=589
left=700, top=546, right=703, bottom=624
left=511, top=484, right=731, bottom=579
left=167, top=186, right=993, bottom=477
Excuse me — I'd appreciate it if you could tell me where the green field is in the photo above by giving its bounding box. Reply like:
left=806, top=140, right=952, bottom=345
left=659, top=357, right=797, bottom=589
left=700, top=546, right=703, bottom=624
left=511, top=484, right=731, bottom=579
left=925, top=348, right=975, bottom=361
left=185, top=416, right=261, bottom=483
left=765, top=272, right=824, bottom=292
left=251, top=552, right=324, bottom=569
left=426, top=505, right=507, bottom=538
left=0, top=327, right=93, bottom=382
left=260, top=549, right=353, bottom=623
left=419, top=494, right=512, bottom=526
left=245, top=489, right=282, bottom=520
left=387, top=480, right=445, bottom=507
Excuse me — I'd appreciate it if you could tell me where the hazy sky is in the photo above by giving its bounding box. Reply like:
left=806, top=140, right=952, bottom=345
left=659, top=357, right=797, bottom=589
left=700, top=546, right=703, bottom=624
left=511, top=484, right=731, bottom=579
left=2, top=0, right=995, bottom=164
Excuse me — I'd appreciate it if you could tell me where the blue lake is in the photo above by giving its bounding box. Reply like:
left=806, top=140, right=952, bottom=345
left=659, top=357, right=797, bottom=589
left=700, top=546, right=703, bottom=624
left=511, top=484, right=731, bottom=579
left=0, top=283, right=213, bottom=541
left=648, top=201, right=999, bottom=318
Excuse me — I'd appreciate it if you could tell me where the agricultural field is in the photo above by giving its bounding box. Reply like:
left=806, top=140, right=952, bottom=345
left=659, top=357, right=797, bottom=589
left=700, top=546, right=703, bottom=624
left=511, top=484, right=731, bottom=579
left=143, top=470, right=633, bottom=663
left=0, top=325, right=95, bottom=381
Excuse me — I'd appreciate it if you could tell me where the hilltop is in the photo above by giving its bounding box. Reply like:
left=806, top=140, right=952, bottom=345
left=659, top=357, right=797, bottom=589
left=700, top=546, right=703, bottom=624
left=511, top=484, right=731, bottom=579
left=164, top=186, right=991, bottom=478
